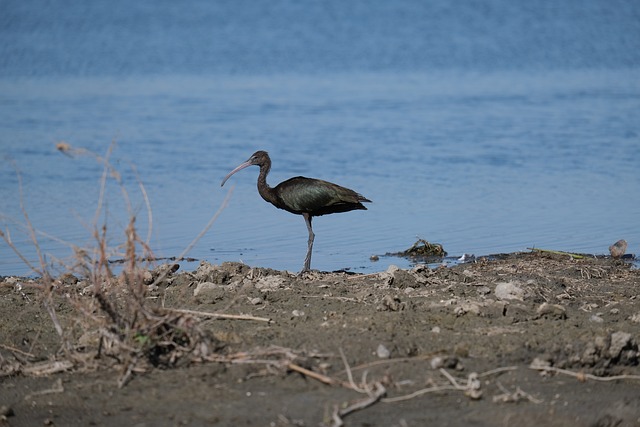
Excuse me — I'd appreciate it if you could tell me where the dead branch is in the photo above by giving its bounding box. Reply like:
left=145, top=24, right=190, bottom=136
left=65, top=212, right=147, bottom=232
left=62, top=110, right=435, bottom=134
left=531, top=365, right=640, bottom=382
left=288, top=363, right=339, bottom=387
left=23, top=378, right=64, bottom=401
left=0, top=344, right=36, bottom=360
left=493, top=381, right=542, bottom=404
left=330, top=382, right=386, bottom=427
left=21, top=360, right=74, bottom=376
left=382, top=368, right=498, bottom=403
left=339, top=347, right=368, bottom=393
left=165, top=307, right=272, bottom=323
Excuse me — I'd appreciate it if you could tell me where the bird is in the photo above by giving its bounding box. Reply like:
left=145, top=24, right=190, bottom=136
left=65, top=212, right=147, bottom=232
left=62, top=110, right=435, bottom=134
left=221, top=150, right=371, bottom=273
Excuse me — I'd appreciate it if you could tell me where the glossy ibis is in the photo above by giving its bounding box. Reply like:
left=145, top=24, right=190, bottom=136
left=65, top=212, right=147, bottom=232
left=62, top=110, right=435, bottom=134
left=221, top=150, right=371, bottom=273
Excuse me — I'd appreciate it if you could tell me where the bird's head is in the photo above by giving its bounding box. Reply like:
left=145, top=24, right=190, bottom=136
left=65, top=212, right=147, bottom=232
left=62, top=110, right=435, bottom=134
left=221, top=151, right=270, bottom=187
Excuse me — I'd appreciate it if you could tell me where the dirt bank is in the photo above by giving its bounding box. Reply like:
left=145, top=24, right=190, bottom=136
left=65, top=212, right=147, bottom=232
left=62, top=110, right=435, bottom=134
left=1, top=252, right=639, bottom=426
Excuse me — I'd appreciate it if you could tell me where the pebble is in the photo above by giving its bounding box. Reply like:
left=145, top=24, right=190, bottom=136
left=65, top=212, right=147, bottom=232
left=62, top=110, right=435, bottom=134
left=430, top=356, right=444, bottom=369
left=476, top=285, right=491, bottom=295
left=494, top=281, right=525, bottom=301
left=193, top=281, right=217, bottom=297
left=530, top=357, right=551, bottom=370
left=608, top=239, right=627, bottom=258
left=143, top=270, right=154, bottom=285
left=376, top=344, right=391, bottom=359
left=536, top=303, right=567, bottom=319
left=608, top=331, right=632, bottom=359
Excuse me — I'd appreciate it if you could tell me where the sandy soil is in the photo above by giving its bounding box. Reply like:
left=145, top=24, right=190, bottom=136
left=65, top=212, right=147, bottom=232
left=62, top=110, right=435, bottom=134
left=1, top=252, right=639, bottom=427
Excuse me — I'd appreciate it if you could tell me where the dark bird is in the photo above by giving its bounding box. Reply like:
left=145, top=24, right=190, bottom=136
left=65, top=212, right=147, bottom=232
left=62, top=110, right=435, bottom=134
left=221, top=150, right=371, bottom=273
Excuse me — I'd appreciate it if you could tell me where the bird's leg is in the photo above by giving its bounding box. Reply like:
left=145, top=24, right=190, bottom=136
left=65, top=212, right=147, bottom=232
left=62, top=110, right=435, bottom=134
left=301, top=213, right=314, bottom=273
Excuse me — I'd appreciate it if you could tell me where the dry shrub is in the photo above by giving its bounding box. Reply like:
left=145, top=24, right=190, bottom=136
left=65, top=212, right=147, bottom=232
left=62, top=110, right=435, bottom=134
left=2, top=142, right=225, bottom=386
left=75, top=217, right=222, bottom=387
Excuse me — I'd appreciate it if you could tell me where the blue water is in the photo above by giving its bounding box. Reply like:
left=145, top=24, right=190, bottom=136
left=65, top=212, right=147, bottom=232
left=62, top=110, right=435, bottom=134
left=1, top=1, right=639, bottom=275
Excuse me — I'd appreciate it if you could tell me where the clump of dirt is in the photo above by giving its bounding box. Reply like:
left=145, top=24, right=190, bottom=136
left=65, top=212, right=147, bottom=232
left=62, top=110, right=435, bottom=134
left=385, top=238, right=448, bottom=260
left=1, top=252, right=639, bottom=427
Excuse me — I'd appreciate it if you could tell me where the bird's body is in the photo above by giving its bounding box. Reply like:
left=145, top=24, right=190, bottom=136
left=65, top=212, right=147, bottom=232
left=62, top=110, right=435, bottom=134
left=267, top=176, right=369, bottom=216
left=221, top=150, right=370, bottom=273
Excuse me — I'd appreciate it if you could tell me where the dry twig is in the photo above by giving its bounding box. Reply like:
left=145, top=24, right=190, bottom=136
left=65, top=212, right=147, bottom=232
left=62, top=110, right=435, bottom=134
left=493, top=381, right=542, bottom=404
left=531, top=365, right=640, bottom=382
left=166, top=307, right=272, bottom=323
left=330, top=382, right=386, bottom=427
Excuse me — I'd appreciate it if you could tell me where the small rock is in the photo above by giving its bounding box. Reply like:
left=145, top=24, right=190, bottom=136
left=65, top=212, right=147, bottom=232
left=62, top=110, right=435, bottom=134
left=376, top=344, right=391, bottom=359
left=430, top=356, right=460, bottom=370
left=430, top=356, right=444, bottom=369
left=291, top=310, right=305, bottom=317
left=249, top=297, right=263, bottom=305
left=609, top=239, right=627, bottom=259
left=193, top=282, right=225, bottom=303
left=370, top=255, right=379, bottom=262
left=255, top=276, right=287, bottom=291
left=494, top=281, right=525, bottom=301
left=608, top=331, right=633, bottom=359
left=476, top=285, right=491, bottom=295
left=530, top=357, right=552, bottom=370
left=193, top=281, right=216, bottom=296
left=590, top=314, right=604, bottom=323
left=454, top=301, right=481, bottom=316
left=629, top=312, right=640, bottom=323
left=536, top=303, right=567, bottom=320
left=431, top=326, right=441, bottom=334
left=143, top=270, right=154, bottom=285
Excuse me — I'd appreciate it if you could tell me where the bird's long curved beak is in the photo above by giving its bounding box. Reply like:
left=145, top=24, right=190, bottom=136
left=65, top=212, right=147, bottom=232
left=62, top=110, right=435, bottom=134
left=221, top=160, right=253, bottom=187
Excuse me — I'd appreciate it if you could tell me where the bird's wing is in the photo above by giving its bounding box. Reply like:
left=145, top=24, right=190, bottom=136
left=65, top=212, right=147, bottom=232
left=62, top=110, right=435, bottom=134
left=275, top=177, right=338, bottom=213
left=276, top=175, right=371, bottom=214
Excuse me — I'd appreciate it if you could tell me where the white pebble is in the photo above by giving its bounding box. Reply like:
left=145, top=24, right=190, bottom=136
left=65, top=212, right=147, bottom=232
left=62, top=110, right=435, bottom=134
left=430, top=356, right=444, bottom=369
left=376, top=344, right=391, bottom=359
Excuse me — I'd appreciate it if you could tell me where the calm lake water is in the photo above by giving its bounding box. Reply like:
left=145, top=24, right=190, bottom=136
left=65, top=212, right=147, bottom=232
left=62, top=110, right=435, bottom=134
left=1, top=1, right=639, bottom=275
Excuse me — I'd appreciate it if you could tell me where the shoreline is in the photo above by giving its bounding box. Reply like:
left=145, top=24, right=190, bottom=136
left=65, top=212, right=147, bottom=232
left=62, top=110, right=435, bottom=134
left=1, top=251, right=639, bottom=426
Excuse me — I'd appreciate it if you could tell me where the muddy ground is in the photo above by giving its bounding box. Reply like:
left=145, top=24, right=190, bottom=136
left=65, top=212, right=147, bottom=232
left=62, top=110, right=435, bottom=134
left=1, top=252, right=639, bottom=427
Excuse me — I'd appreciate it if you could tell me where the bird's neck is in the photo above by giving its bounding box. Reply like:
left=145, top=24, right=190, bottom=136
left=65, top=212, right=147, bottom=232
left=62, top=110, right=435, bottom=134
left=257, top=163, right=279, bottom=205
